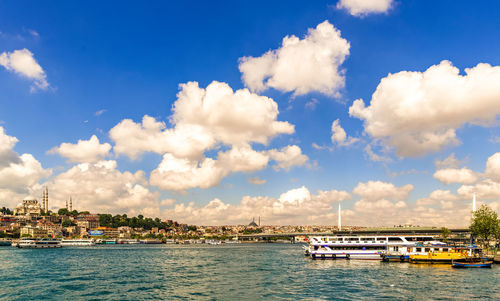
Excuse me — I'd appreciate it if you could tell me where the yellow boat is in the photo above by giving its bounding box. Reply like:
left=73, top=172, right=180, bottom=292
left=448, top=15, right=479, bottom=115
left=409, top=247, right=469, bottom=263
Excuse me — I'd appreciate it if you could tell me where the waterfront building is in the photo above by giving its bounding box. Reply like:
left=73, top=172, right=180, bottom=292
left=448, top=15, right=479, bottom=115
left=20, top=225, right=48, bottom=238
left=14, top=198, right=42, bottom=216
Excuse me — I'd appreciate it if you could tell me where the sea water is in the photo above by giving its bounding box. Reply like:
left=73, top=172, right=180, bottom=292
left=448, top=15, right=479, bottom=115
left=1, top=244, right=499, bottom=300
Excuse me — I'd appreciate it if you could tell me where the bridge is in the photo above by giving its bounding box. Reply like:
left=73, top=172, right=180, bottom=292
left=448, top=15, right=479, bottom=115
left=236, top=228, right=471, bottom=243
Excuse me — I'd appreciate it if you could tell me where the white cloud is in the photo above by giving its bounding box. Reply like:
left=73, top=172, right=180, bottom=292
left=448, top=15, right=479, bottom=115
left=0, top=127, right=51, bottom=207
left=433, top=167, right=478, bottom=185
left=353, top=180, right=413, bottom=202
left=248, top=177, right=266, bottom=185
left=150, top=154, right=227, bottom=191
left=485, top=153, right=500, bottom=182
left=217, top=145, right=270, bottom=173
left=0, top=127, right=20, bottom=167
left=110, top=81, right=294, bottom=161
left=337, top=0, right=393, bottom=17
left=162, top=186, right=351, bottom=225
left=349, top=61, right=500, bottom=157
left=331, top=119, right=359, bottom=147
left=268, top=145, right=309, bottom=171
left=416, top=189, right=460, bottom=206
left=45, top=160, right=159, bottom=215
left=0, top=48, right=49, bottom=91
left=305, top=98, right=319, bottom=110
left=94, top=109, right=107, bottom=116
left=435, top=153, right=462, bottom=169
left=150, top=144, right=308, bottom=191
left=111, top=81, right=304, bottom=191
left=48, top=135, right=111, bottom=163
left=239, top=21, right=350, bottom=97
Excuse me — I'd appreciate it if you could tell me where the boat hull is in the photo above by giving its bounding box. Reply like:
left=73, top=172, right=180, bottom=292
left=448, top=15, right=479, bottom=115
left=452, top=261, right=493, bottom=268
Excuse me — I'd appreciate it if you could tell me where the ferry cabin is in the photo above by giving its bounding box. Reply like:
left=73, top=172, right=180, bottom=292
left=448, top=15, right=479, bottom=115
left=307, top=236, right=434, bottom=260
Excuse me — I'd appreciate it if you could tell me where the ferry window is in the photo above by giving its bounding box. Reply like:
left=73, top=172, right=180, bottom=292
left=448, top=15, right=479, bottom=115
left=364, top=238, right=374, bottom=241
left=405, top=237, right=416, bottom=241
left=416, top=248, right=422, bottom=252
left=388, top=237, right=402, bottom=242
left=394, top=246, right=399, bottom=251
left=425, top=248, right=430, bottom=252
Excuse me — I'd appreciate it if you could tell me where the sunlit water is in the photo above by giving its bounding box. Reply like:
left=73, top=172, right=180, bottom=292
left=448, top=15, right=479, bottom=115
left=1, top=244, right=499, bottom=300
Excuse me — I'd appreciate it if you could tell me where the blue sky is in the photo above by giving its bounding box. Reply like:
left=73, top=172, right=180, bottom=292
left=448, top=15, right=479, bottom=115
left=1, top=0, right=499, bottom=226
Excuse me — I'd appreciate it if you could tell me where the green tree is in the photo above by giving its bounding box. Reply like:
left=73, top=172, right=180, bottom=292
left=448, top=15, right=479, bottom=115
left=440, top=227, right=451, bottom=243
left=470, top=204, right=500, bottom=249
left=62, top=220, right=77, bottom=227
left=58, top=208, right=69, bottom=216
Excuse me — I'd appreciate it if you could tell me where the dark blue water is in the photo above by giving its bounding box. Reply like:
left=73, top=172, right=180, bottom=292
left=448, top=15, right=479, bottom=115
left=1, top=244, right=498, bottom=300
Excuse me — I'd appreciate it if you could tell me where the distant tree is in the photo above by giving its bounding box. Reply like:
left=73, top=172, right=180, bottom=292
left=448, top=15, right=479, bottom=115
left=470, top=204, right=500, bottom=249
left=79, top=211, right=90, bottom=215
left=221, top=226, right=227, bottom=232
left=62, top=220, right=77, bottom=227
left=187, top=225, right=197, bottom=231
left=440, top=227, right=451, bottom=243
left=58, top=208, right=69, bottom=216
left=138, top=215, right=144, bottom=220
left=1, top=207, right=13, bottom=215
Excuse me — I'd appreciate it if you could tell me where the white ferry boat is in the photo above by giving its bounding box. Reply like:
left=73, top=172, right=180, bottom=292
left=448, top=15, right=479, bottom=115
left=305, top=235, right=434, bottom=260
left=13, top=238, right=62, bottom=248
left=60, top=239, right=95, bottom=246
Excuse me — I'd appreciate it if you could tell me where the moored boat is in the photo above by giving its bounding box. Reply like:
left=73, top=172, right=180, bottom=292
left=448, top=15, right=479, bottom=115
left=60, top=239, right=95, bottom=246
left=306, top=235, right=435, bottom=260
left=14, top=238, right=62, bottom=248
left=409, top=246, right=481, bottom=264
left=452, top=257, right=493, bottom=268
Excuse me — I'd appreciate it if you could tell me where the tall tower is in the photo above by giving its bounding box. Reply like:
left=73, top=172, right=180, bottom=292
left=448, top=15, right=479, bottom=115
left=45, top=187, right=49, bottom=213
left=69, top=196, right=73, bottom=212
left=338, top=203, right=341, bottom=231
left=41, top=189, right=46, bottom=212
left=66, top=199, right=68, bottom=210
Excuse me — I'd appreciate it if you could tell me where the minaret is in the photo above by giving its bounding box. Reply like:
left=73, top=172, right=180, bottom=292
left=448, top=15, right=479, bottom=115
left=41, top=189, right=46, bottom=212
left=472, top=192, right=477, bottom=212
left=69, top=196, right=73, bottom=212
left=66, top=199, right=68, bottom=210
left=338, top=203, right=342, bottom=231
left=45, top=187, right=49, bottom=213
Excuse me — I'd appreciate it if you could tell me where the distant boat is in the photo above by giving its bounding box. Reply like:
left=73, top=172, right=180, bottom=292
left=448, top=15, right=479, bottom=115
left=452, top=258, right=493, bottom=268
left=13, top=238, right=62, bottom=248
left=60, top=239, right=95, bottom=246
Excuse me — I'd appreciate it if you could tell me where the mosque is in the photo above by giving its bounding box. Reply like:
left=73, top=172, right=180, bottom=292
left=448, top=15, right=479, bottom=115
left=13, top=187, right=49, bottom=216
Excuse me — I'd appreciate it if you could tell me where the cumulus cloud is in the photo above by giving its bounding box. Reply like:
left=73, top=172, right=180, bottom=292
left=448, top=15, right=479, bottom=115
left=239, top=21, right=350, bottom=97
left=45, top=160, right=159, bottom=215
left=331, top=119, right=359, bottom=147
left=0, top=48, right=49, bottom=91
left=485, top=153, right=500, bottom=182
left=248, top=177, right=266, bottom=185
left=162, top=186, right=351, bottom=225
left=48, top=135, right=111, bottom=163
left=352, top=180, right=413, bottom=202
left=150, top=144, right=308, bottom=191
left=0, top=127, right=51, bottom=206
left=337, top=0, right=393, bottom=17
left=268, top=145, right=309, bottom=171
left=110, top=81, right=294, bottom=160
left=349, top=61, right=500, bottom=157
left=433, top=167, right=478, bottom=185
left=150, top=154, right=227, bottom=191
left=111, top=81, right=303, bottom=191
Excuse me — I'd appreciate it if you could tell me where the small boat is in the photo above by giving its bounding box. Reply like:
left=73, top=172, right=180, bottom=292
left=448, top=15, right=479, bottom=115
left=452, top=258, right=493, bottom=268
left=0, top=239, right=12, bottom=246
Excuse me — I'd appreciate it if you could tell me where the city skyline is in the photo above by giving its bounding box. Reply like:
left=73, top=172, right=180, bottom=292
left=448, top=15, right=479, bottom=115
left=1, top=1, right=500, bottom=227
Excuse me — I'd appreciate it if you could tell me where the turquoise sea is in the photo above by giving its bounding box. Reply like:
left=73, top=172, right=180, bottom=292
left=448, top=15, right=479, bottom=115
left=1, top=244, right=499, bottom=300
